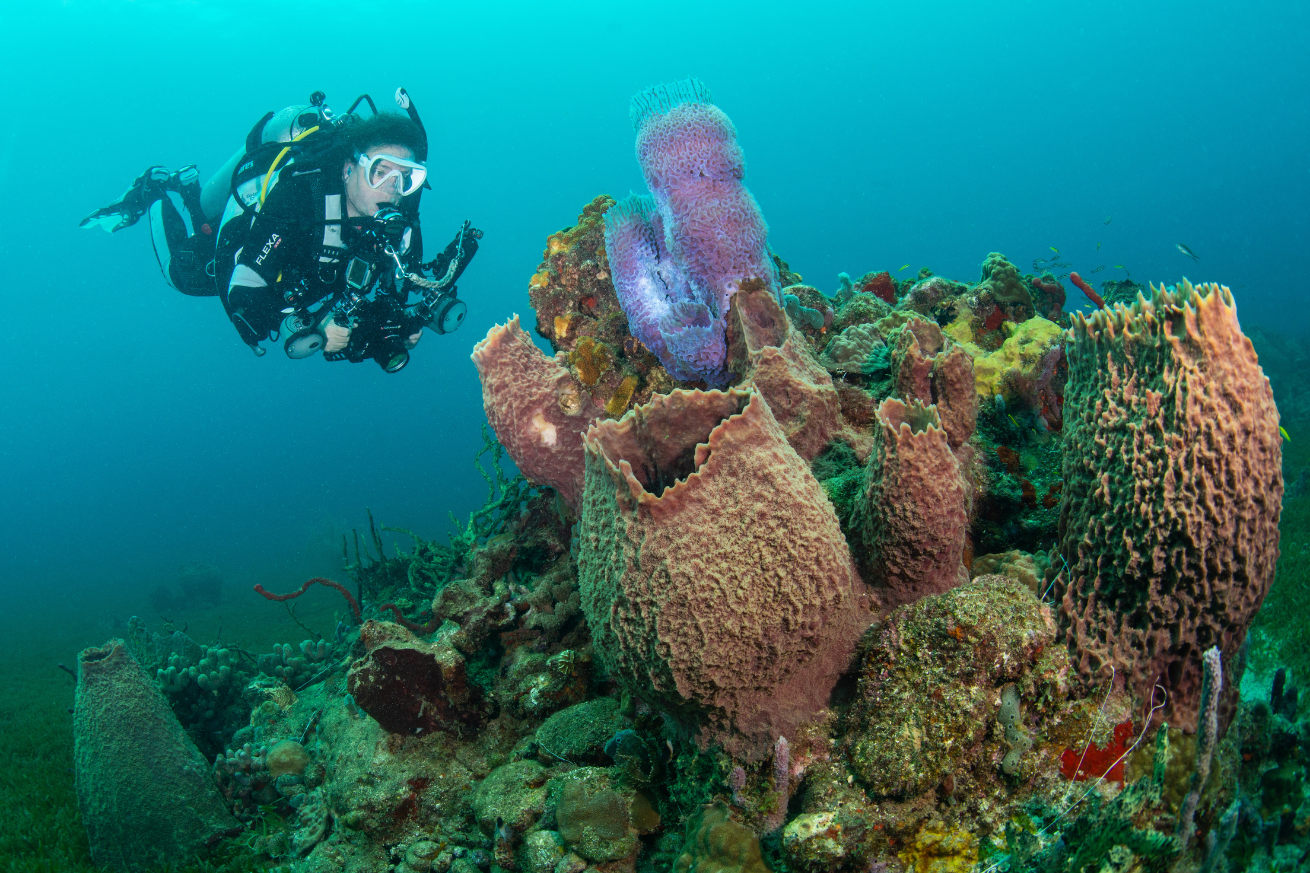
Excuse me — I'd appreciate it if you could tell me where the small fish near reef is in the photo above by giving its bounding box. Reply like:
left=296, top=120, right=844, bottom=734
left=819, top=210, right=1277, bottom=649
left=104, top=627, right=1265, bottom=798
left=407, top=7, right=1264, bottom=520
left=899, top=264, right=909, bottom=271
left=1281, top=425, right=1291, bottom=442
left=1049, top=246, right=1060, bottom=254
left=1104, top=216, right=1113, bottom=224
left=1176, top=243, right=1200, bottom=261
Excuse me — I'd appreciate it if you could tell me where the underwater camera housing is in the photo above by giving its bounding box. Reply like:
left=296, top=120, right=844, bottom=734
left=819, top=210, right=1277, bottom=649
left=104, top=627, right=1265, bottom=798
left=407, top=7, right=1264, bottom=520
left=329, top=293, right=414, bottom=373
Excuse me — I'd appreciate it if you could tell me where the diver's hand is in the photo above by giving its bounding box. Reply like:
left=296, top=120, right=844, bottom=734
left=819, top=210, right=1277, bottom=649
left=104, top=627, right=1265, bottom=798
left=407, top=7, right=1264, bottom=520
left=324, top=318, right=352, bottom=353
left=405, top=330, right=423, bottom=350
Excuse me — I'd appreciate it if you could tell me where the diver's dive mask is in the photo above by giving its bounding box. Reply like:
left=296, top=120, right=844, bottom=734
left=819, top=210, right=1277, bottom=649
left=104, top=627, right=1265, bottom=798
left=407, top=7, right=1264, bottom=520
left=356, top=153, right=427, bottom=196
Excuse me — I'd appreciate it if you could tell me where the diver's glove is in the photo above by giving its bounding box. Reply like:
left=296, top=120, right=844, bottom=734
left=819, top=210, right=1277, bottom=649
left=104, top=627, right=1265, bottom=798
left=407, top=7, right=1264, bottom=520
left=323, top=318, right=352, bottom=353
left=79, top=167, right=171, bottom=233
left=227, top=285, right=284, bottom=347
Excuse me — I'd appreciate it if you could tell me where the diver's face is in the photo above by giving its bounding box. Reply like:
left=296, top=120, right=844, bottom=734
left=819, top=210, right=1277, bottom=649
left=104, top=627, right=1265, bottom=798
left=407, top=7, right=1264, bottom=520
left=343, top=143, right=416, bottom=217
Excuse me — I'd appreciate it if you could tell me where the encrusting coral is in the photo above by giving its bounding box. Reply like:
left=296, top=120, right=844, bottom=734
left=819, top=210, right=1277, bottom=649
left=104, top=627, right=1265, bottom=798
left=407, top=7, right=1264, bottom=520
left=1053, top=280, right=1283, bottom=732
left=577, top=387, right=872, bottom=759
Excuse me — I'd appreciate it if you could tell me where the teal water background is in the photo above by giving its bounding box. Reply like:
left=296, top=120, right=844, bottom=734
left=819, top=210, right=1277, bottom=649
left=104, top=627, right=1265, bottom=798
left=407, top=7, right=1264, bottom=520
left=0, top=0, right=1305, bottom=625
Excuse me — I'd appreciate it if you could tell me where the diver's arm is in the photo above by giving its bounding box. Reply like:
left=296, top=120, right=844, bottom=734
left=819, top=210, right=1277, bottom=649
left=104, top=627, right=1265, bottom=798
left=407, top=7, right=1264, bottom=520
left=226, top=181, right=306, bottom=345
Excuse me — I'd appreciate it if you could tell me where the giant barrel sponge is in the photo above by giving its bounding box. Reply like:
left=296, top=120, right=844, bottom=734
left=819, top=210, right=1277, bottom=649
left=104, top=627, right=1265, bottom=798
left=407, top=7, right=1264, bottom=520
left=577, top=388, right=872, bottom=759
left=74, top=639, right=237, bottom=871
left=604, top=79, right=780, bottom=387
left=1053, top=280, right=1282, bottom=732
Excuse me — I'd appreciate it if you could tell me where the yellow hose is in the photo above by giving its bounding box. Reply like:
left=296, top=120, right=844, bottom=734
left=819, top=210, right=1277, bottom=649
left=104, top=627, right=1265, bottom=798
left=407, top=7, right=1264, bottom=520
left=259, top=126, right=320, bottom=206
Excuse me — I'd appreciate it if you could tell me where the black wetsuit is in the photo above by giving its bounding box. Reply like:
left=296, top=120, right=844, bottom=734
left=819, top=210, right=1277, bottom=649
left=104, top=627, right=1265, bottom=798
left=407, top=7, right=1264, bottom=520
left=220, top=166, right=425, bottom=347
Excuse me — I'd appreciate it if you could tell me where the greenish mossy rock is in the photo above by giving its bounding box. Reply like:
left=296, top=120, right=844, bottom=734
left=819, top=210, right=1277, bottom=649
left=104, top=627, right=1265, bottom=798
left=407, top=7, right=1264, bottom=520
left=535, top=697, right=630, bottom=765
left=840, top=577, right=1067, bottom=798
left=675, top=801, right=771, bottom=873
left=471, top=759, right=549, bottom=835
left=549, top=766, right=659, bottom=863
left=831, top=291, right=893, bottom=334
left=977, top=252, right=1033, bottom=311
left=74, top=639, right=238, bottom=872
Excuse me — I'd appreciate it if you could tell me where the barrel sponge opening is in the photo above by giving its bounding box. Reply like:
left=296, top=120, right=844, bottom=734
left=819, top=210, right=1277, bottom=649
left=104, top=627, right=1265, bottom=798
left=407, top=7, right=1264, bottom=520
left=578, top=388, right=870, bottom=759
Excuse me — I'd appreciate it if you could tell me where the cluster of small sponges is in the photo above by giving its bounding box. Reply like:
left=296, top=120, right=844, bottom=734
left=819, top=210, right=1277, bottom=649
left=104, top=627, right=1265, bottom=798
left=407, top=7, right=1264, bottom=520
left=1054, top=279, right=1282, bottom=732
left=472, top=315, right=601, bottom=509
left=577, top=388, right=869, bottom=759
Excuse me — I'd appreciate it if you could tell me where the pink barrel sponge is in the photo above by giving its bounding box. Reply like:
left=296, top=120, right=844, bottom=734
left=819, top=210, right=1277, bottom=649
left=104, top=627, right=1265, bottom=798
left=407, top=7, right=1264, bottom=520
left=577, top=388, right=872, bottom=759
left=470, top=315, right=601, bottom=509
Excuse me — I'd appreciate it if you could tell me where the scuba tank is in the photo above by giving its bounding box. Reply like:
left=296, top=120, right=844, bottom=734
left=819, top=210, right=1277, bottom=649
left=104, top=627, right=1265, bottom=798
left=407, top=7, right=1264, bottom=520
left=199, top=102, right=321, bottom=222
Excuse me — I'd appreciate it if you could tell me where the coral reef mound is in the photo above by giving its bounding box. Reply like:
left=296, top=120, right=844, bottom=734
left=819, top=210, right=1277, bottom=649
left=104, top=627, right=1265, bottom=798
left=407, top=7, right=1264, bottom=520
left=578, top=387, right=872, bottom=758
left=1054, top=279, right=1283, bottom=732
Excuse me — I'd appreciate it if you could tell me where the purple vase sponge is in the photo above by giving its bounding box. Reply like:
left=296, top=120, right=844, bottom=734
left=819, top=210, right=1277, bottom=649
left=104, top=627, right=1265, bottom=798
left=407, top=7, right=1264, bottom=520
left=630, top=79, right=780, bottom=322
left=603, top=194, right=728, bottom=385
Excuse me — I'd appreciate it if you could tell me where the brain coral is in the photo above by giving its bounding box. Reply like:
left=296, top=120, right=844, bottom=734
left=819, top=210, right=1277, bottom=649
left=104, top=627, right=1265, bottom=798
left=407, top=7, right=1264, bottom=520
left=471, top=314, right=602, bottom=509
left=1053, top=280, right=1282, bottom=732
left=577, top=388, right=871, bottom=759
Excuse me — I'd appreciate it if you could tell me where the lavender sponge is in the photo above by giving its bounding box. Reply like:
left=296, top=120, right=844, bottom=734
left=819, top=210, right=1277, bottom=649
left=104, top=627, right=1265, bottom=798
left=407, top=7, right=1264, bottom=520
left=603, top=194, right=728, bottom=384
left=631, top=79, right=780, bottom=325
left=604, top=80, right=778, bottom=386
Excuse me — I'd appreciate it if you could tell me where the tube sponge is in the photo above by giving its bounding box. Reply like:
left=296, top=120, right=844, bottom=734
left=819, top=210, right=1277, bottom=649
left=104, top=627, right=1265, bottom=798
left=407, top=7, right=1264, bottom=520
left=632, top=79, right=779, bottom=321
left=605, top=79, right=779, bottom=386
left=602, top=194, right=728, bottom=384
left=74, top=639, right=237, bottom=871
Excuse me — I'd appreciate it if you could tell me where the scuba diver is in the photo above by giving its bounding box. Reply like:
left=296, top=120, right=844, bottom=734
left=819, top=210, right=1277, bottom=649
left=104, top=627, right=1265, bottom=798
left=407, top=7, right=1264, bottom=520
left=81, top=89, right=479, bottom=373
